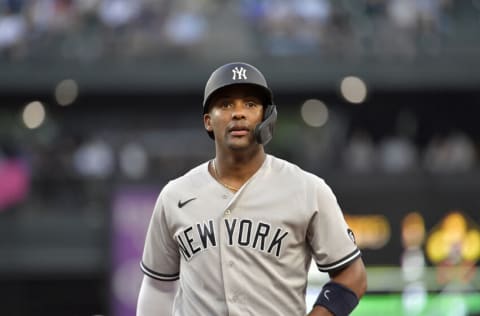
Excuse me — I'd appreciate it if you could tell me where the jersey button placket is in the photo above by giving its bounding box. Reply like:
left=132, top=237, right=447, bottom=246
left=219, top=209, right=235, bottom=314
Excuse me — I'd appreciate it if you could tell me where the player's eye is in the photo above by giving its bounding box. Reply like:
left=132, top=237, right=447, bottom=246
left=220, top=101, right=233, bottom=108
left=245, top=101, right=259, bottom=108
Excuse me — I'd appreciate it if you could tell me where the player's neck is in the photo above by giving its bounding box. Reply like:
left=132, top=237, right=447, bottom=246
left=213, top=148, right=266, bottom=186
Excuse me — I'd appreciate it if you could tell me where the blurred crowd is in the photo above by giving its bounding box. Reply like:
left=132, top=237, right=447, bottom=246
left=341, top=128, right=477, bottom=174
left=0, top=0, right=476, bottom=62
left=1, top=103, right=478, bottom=189
left=0, top=104, right=478, bottom=215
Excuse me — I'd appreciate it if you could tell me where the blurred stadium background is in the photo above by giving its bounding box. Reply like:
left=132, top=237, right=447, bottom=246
left=1, top=0, right=480, bottom=315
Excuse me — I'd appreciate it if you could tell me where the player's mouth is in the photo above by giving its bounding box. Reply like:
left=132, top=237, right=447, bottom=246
left=228, top=125, right=250, bottom=136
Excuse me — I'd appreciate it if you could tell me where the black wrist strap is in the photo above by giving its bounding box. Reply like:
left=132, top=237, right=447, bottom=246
left=314, top=281, right=359, bottom=316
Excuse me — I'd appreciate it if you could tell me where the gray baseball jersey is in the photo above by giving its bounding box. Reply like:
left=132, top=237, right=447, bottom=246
left=141, top=154, right=360, bottom=315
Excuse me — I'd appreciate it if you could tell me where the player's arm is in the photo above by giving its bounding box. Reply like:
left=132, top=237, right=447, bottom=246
left=308, top=257, right=367, bottom=316
left=136, top=276, right=178, bottom=316
left=329, top=256, right=367, bottom=299
left=137, top=189, right=180, bottom=316
left=307, top=179, right=368, bottom=315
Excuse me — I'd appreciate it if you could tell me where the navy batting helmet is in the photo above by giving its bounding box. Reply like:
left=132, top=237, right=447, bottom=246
left=202, top=62, right=277, bottom=145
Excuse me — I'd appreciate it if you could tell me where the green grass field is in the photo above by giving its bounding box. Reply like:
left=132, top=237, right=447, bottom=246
left=351, top=293, right=480, bottom=316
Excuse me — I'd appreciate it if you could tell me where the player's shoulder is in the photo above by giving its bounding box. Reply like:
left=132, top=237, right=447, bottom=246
left=267, top=154, right=335, bottom=197
left=268, top=154, right=327, bottom=185
left=268, top=155, right=337, bottom=202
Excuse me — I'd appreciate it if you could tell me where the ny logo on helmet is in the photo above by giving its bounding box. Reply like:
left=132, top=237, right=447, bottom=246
left=232, top=67, right=247, bottom=80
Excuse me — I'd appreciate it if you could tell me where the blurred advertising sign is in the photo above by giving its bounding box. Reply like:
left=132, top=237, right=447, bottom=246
left=345, top=208, right=480, bottom=267
left=110, top=186, right=159, bottom=316
left=425, top=211, right=480, bottom=284
left=344, top=214, right=391, bottom=250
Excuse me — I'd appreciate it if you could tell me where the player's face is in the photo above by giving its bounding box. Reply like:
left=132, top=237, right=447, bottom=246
left=204, top=85, right=264, bottom=150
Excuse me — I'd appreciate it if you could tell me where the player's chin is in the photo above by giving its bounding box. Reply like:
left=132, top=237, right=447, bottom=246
left=226, top=135, right=255, bottom=149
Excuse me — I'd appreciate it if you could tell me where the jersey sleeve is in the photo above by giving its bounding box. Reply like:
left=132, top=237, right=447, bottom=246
left=307, top=179, right=361, bottom=273
left=140, top=190, right=180, bottom=281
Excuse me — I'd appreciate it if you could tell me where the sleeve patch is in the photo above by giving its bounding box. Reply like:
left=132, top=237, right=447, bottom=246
left=347, top=228, right=356, bottom=244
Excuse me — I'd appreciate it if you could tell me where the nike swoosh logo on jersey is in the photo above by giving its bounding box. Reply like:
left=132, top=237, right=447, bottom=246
left=178, top=197, right=196, bottom=208
left=324, top=290, right=331, bottom=301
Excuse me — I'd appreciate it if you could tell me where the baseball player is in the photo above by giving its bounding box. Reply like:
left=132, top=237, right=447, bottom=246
left=136, top=62, right=367, bottom=316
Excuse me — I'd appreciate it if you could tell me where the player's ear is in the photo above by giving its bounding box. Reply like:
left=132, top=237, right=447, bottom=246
left=204, top=113, right=213, bottom=132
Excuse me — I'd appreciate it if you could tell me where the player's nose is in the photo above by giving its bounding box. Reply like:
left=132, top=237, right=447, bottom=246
left=231, top=100, right=247, bottom=119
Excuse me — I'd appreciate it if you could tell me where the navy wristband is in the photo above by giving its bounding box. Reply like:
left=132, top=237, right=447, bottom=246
left=314, top=281, right=359, bottom=316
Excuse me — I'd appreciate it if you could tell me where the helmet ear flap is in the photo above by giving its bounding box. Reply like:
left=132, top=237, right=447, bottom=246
left=254, top=104, right=277, bottom=145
